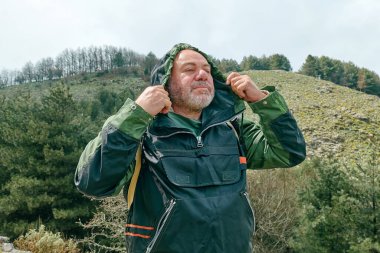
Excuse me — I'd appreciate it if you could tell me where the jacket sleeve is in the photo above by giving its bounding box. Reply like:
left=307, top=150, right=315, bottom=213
left=74, top=98, right=153, bottom=198
left=242, top=86, right=306, bottom=170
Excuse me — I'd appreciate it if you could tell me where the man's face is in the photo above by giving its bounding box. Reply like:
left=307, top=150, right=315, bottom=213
left=168, top=50, right=214, bottom=112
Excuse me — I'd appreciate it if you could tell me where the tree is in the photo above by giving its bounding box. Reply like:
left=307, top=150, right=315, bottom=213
left=240, top=55, right=269, bottom=71
left=0, top=86, right=95, bottom=238
left=143, top=52, right=158, bottom=77
left=0, top=69, right=8, bottom=88
left=22, top=61, right=35, bottom=83
left=357, top=68, right=380, bottom=96
left=218, top=58, right=241, bottom=73
left=299, top=55, right=321, bottom=78
left=342, top=62, right=359, bottom=88
left=112, top=50, right=125, bottom=68
left=291, top=156, right=379, bottom=253
left=268, top=54, right=292, bottom=71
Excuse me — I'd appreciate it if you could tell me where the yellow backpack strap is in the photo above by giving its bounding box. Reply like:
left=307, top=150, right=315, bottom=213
left=127, top=144, right=142, bottom=209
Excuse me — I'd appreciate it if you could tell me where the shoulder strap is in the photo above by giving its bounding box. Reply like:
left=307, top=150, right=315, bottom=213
left=127, top=144, right=142, bottom=209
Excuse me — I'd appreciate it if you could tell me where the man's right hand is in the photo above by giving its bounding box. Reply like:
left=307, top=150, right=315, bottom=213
left=135, top=86, right=172, bottom=116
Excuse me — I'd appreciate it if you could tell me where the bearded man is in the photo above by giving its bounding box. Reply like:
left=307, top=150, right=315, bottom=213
left=75, top=43, right=306, bottom=253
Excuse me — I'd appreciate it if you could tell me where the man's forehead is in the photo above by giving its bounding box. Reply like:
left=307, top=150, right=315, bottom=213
left=175, top=49, right=209, bottom=65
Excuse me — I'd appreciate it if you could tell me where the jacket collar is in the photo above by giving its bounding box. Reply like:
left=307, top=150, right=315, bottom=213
left=148, top=79, right=245, bottom=136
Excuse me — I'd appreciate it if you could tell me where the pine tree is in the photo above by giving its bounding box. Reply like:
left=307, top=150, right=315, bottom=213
left=291, top=156, right=379, bottom=253
left=299, top=55, right=320, bottom=78
left=0, top=86, right=95, bottom=238
left=268, top=54, right=292, bottom=71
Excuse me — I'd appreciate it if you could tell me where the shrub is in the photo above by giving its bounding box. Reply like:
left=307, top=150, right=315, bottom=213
left=14, top=225, right=80, bottom=253
left=78, top=194, right=128, bottom=253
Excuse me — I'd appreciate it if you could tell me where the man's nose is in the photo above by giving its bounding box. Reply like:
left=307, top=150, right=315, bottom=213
left=195, top=69, right=208, bottom=81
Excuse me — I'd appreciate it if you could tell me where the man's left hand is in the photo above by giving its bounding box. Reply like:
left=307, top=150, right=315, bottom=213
left=226, top=72, right=267, bottom=103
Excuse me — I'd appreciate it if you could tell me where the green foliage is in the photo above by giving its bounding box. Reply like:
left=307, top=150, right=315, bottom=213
left=240, top=55, right=268, bottom=71
left=240, top=54, right=292, bottom=72
left=217, top=58, right=241, bottom=73
left=143, top=52, right=158, bottom=77
left=268, top=54, right=292, bottom=71
left=299, top=55, right=380, bottom=96
left=299, top=55, right=321, bottom=78
left=348, top=238, right=380, bottom=253
left=0, top=85, right=95, bottom=238
left=290, top=156, right=379, bottom=253
left=112, top=51, right=125, bottom=68
left=14, top=225, right=80, bottom=253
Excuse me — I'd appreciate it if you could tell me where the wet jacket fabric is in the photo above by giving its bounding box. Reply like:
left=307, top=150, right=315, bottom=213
left=75, top=43, right=306, bottom=253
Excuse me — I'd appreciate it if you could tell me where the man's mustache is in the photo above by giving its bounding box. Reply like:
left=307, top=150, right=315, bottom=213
left=191, top=81, right=211, bottom=89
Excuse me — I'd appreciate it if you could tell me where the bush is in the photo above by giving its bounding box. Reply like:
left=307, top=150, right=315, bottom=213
left=348, top=238, right=380, bottom=253
left=14, top=225, right=80, bottom=253
left=78, top=194, right=128, bottom=253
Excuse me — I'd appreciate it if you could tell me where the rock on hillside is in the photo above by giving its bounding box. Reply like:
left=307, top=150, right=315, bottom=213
left=0, top=236, right=30, bottom=253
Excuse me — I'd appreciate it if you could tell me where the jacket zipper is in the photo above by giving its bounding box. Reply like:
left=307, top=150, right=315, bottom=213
left=150, top=114, right=242, bottom=149
left=146, top=199, right=176, bottom=253
left=243, top=192, right=256, bottom=235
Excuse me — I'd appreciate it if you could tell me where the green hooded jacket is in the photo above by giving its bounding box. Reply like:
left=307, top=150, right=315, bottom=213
left=75, top=43, right=306, bottom=253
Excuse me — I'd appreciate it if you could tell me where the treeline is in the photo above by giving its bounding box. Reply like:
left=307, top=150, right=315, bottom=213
left=2, top=46, right=380, bottom=97
left=299, top=55, right=380, bottom=96
left=0, top=45, right=159, bottom=86
left=213, top=53, right=292, bottom=73
left=0, top=45, right=292, bottom=88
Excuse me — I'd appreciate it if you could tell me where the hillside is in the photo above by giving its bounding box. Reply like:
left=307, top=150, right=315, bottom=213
left=242, top=70, right=379, bottom=163
left=1, top=70, right=379, bottom=163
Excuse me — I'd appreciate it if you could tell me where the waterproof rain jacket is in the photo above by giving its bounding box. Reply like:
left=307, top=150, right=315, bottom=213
left=75, top=43, right=306, bottom=253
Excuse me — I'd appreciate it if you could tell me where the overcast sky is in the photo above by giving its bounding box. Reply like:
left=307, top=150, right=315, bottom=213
left=1, top=0, right=380, bottom=74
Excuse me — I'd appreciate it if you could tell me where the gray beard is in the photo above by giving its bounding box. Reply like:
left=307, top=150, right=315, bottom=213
left=169, top=82, right=215, bottom=112
left=186, top=91, right=214, bottom=111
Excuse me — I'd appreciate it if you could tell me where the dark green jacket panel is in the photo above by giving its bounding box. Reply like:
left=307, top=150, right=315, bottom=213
left=126, top=120, right=254, bottom=253
left=74, top=98, right=153, bottom=197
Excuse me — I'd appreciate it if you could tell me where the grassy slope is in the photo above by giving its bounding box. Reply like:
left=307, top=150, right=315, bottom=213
left=2, top=70, right=379, bottom=163
left=244, top=70, right=379, bottom=164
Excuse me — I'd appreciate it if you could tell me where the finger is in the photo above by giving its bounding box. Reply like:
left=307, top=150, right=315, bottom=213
left=230, top=75, right=244, bottom=86
left=154, top=85, right=169, bottom=96
left=226, top=72, right=240, bottom=85
left=160, top=98, right=172, bottom=114
left=231, top=80, right=248, bottom=98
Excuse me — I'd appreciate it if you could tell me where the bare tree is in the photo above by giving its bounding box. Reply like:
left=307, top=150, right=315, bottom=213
left=22, top=61, right=35, bottom=83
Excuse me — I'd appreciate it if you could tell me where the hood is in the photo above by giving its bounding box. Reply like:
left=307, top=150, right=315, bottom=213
left=149, top=43, right=245, bottom=132
left=150, top=43, right=226, bottom=86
